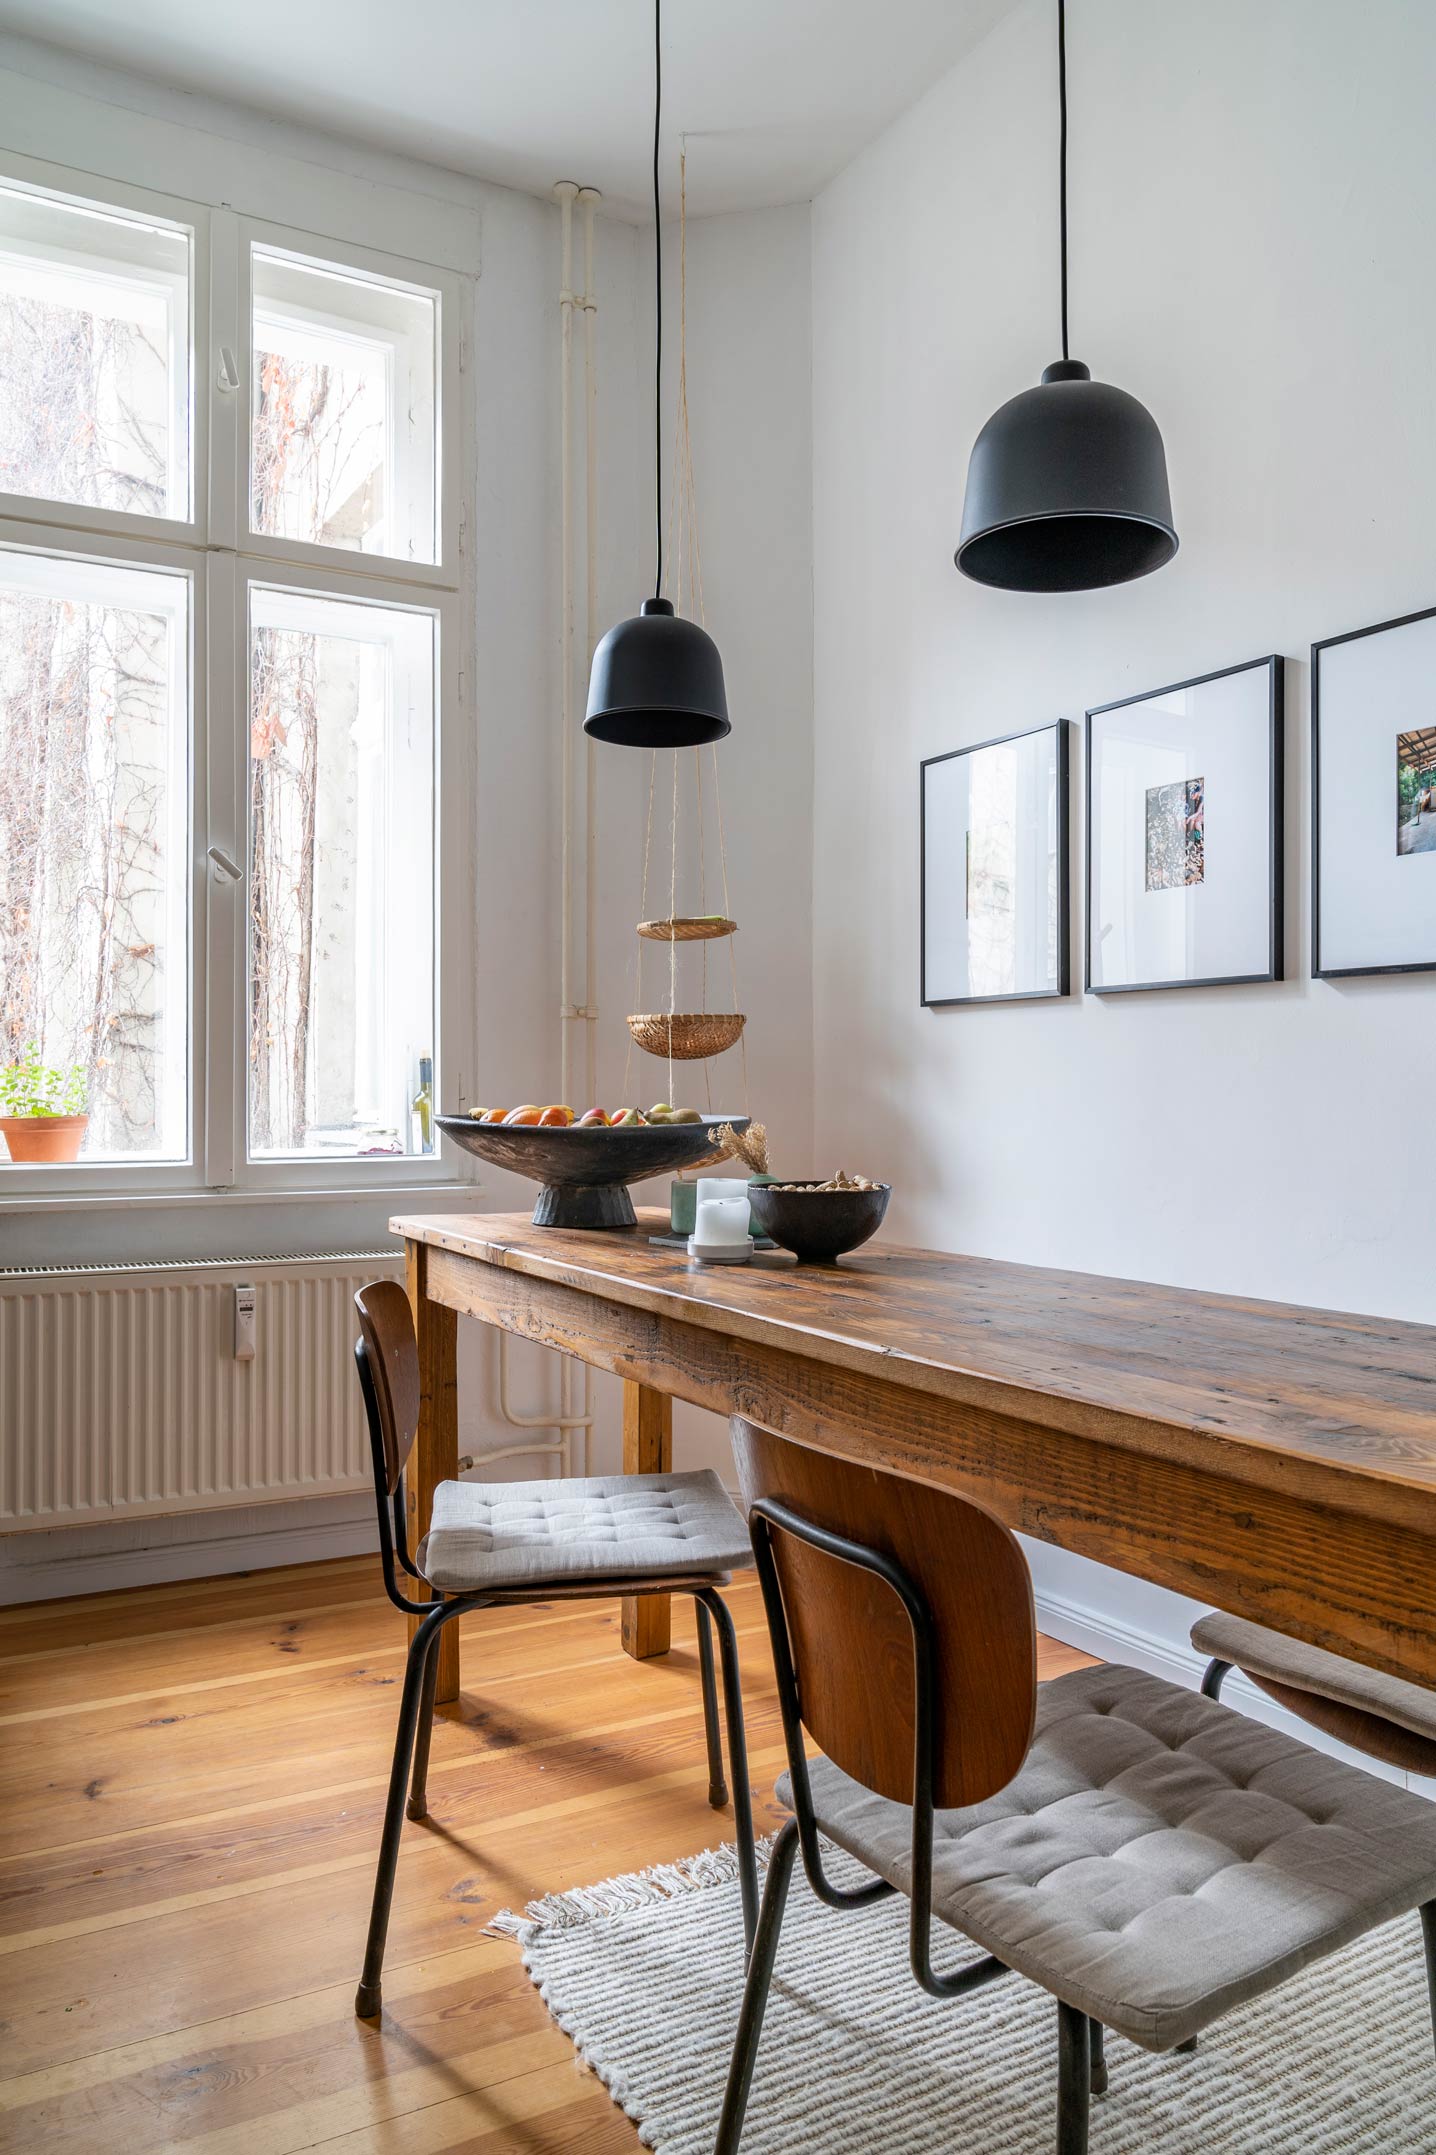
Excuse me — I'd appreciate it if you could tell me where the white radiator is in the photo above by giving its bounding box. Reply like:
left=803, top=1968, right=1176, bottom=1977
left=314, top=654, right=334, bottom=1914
left=0, top=1253, right=403, bottom=1531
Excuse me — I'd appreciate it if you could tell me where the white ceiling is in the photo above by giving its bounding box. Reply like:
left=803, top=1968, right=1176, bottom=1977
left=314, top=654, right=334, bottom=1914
left=0, top=0, right=1016, bottom=219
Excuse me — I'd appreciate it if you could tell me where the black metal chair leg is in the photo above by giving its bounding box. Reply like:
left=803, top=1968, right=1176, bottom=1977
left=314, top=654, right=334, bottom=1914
left=700, top=1587, right=759, bottom=1952
left=1057, top=2001, right=1091, bottom=2155
left=715, top=1819, right=800, bottom=2155
left=694, top=1597, right=729, bottom=1809
left=1200, top=1657, right=1232, bottom=1701
left=1421, top=1901, right=1436, bottom=2063
left=355, top=1602, right=449, bottom=2020
left=1089, top=2018, right=1108, bottom=2096
left=406, top=1618, right=443, bottom=1822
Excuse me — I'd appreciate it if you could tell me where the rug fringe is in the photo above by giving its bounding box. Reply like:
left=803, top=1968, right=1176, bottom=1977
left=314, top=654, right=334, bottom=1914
left=488, top=1832, right=779, bottom=1943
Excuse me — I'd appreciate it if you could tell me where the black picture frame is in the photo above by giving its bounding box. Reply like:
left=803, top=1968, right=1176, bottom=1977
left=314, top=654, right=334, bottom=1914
left=1085, top=655, right=1284, bottom=996
left=1312, top=603, right=1436, bottom=980
left=920, top=719, right=1070, bottom=1008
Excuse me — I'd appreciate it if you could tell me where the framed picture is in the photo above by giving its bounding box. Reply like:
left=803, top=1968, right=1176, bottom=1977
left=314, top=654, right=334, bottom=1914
left=1086, top=656, right=1283, bottom=995
left=920, top=720, right=1069, bottom=1007
left=1313, top=605, right=1436, bottom=978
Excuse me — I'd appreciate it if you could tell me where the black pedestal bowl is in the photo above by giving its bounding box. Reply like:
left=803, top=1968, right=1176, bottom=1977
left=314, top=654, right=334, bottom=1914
left=435, top=1114, right=749, bottom=1230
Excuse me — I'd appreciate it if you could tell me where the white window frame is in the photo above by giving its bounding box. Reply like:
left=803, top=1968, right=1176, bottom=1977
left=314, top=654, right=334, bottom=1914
left=207, top=558, right=469, bottom=1197
left=218, top=217, right=462, bottom=586
left=0, top=164, right=476, bottom=1214
left=0, top=517, right=206, bottom=1200
left=0, top=151, right=207, bottom=548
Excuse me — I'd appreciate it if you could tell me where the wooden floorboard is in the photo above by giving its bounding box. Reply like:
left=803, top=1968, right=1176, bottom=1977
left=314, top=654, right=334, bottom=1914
left=0, top=1554, right=1093, bottom=2151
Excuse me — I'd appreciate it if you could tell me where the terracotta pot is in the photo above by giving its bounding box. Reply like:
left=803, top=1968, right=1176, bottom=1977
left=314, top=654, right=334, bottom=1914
left=1, top=1114, right=89, bottom=1164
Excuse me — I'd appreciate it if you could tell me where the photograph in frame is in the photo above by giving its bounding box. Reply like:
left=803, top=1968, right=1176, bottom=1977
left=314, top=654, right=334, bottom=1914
left=1086, top=657, right=1282, bottom=995
left=1314, top=607, right=1436, bottom=977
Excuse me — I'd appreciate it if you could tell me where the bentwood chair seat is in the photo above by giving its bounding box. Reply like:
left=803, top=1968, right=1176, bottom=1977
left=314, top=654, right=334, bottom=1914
left=349, top=1280, right=758, bottom=2023
left=777, top=1660, right=1436, bottom=2055
left=416, top=1470, right=752, bottom=1592
left=1192, top=1609, right=1436, bottom=1777
left=716, top=1416, right=1436, bottom=2155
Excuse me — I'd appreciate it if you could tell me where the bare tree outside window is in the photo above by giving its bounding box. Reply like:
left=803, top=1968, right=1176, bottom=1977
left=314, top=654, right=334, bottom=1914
left=0, top=563, right=186, bottom=1158
left=247, top=589, right=434, bottom=1162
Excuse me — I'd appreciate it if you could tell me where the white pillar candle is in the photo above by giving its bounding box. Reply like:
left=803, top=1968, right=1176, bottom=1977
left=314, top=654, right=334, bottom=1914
left=695, top=1197, right=751, bottom=1246
left=695, top=1176, right=747, bottom=1209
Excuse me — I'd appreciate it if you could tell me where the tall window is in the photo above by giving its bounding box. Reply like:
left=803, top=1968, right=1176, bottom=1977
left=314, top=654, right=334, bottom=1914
left=0, top=160, right=466, bottom=1196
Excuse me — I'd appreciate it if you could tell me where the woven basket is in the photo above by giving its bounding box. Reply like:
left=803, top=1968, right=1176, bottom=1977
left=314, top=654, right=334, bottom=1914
left=626, top=1011, right=746, bottom=1061
left=636, top=916, right=737, bottom=942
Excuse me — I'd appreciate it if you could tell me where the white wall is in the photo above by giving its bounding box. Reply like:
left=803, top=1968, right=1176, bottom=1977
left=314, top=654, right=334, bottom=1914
left=810, top=0, right=1436, bottom=1697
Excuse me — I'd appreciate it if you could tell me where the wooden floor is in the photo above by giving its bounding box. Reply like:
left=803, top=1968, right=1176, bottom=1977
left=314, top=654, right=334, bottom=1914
left=0, top=1556, right=1093, bottom=2153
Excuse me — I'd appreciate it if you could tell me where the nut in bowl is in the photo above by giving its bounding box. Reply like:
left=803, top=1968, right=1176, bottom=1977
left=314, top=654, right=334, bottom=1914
left=746, top=1173, right=891, bottom=1264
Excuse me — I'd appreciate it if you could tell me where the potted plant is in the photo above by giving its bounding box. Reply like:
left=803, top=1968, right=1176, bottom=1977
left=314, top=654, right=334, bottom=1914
left=0, top=1045, right=90, bottom=1164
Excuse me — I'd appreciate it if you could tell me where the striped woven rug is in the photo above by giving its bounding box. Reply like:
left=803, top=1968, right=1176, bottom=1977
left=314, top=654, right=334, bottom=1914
left=495, top=1840, right=1436, bottom=2153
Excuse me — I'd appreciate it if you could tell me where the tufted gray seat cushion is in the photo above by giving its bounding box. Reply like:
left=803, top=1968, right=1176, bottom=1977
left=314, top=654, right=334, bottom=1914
left=1191, top=1610, right=1436, bottom=1746
left=417, top=1467, right=752, bottom=1592
left=776, top=1662, right=1436, bottom=2052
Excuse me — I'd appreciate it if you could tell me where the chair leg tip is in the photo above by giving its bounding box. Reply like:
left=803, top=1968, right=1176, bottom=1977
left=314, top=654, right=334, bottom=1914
left=708, top=1781, right=729, bottom=1809
left=355, top=1983, right=382, bottom=2020
left=406, top=1796, right=428, bottom=1822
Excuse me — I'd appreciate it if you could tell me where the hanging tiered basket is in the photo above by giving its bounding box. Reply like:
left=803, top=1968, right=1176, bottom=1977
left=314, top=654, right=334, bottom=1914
left=621, top=147, right=749, bottom=1118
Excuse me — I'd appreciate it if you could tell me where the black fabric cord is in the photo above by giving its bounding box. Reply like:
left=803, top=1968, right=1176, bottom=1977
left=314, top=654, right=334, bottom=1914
left=653, top=0, right=664, bottom=598
left=1058, top=0, right=1069, bottom=361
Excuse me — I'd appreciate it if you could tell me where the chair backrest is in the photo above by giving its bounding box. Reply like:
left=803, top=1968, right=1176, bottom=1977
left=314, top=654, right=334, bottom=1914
left=354, top=1279, right=420, bottom=1497
left=731, top=1417, right=1036, bottom=1810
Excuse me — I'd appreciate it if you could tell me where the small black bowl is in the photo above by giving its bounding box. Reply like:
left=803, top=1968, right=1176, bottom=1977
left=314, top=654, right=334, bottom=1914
left=746, top=1180, right=890, bottom=1263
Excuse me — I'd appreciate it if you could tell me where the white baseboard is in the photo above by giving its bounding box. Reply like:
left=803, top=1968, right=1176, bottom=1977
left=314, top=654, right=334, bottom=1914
left=0, top=1512, right=379, bottom=1605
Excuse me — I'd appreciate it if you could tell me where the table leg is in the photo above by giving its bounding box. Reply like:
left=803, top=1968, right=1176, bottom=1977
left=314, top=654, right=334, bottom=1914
left=621, top=1380, right=673, bottom=1659
left=406, top=1238, right=460, bottom=1703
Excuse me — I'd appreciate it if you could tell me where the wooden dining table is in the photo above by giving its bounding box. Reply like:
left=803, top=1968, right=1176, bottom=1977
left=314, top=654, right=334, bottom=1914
left=392, top=1208, right=1436, bottom=1708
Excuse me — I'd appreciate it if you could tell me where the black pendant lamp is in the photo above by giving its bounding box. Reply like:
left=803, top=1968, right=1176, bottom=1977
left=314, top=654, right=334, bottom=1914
left=956, top=0, right=1177, bottom=593
left=585, top=0, right=729, bottom=747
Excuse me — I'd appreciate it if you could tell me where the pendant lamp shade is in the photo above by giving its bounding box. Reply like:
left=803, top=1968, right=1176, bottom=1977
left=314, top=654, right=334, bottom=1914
left=585, top=597, right=730, bottom=747
left=956, top=360, right=1177, bottom=592
left=955, top=0, right=1177, bottom=595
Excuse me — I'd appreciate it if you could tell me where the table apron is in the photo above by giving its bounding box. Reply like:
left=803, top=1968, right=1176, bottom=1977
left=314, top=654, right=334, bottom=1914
left=427, top=1246, right=1436, bottom=1690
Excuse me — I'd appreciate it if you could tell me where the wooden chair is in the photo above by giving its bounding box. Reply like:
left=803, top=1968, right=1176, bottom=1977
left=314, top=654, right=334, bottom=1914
left=350, top=1279, right=758, bottom=2020
left=716, top=1418, right=1436, bottom=2155
left=1194, top=1610, right=1436, bottom=1777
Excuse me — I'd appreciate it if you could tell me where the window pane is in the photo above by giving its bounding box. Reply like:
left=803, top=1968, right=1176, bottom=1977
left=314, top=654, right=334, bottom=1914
left=0, top=182, right=190, bottom=520
left=248, top=586, right=435, bottom=1161
left=0, top=549, right=188, bottom=1163
left=250, top=248, right=438, bottom=564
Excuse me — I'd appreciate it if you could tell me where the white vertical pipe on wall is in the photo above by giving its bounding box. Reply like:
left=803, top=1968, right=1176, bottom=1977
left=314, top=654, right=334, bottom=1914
left=575, top=186, right=601, bottom=1476
left=580, top=187, right=601, bottom=1117
left=486, top=180, right=601, bottom=1476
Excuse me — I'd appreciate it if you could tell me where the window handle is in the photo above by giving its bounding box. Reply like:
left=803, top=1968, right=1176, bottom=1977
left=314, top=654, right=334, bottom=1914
left=217, top=346, right=241, bottom=394
left=207, top=845, right=243, bottom=883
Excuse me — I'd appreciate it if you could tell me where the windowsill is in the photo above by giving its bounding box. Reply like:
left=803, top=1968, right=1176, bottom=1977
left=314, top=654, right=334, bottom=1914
left=0, top=1178, right=487, bottom=1218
